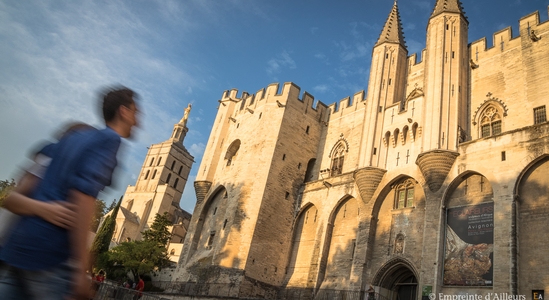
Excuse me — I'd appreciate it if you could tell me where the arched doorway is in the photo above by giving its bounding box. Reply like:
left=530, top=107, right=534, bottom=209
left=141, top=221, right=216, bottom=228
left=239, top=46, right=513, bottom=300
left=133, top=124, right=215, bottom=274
left=372, top=258, right=418, bottom=300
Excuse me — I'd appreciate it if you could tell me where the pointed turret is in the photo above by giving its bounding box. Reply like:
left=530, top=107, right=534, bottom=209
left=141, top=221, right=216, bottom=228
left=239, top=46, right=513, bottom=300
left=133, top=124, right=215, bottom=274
left=170, top=104, right=191, bottom=144
left=430, top=0, right=467, bottom=21
left=358, top=1, right=408, bottom=168
left=419, top=0, right=469, bottom=153
left=375, top=0, right=406, bottom=47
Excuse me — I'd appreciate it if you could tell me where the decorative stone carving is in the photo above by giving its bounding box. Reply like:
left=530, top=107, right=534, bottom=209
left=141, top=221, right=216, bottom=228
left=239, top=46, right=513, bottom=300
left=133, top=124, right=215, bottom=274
left=354, top=167, right=387, bottom=203
left=416, top=150, right=459, bottom=192
left=194, top=181, right=212, bottom=205
left=394, top=234, right=405, bottom=254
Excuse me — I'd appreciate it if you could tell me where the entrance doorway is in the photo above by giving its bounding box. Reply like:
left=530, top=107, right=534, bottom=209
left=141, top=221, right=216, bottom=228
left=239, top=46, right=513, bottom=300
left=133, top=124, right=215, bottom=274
left=372, top=259, right=418, bottom=300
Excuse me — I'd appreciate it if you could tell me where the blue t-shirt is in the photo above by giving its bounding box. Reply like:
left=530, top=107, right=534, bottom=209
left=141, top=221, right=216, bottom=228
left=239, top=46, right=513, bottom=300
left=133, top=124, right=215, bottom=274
left=0, top=127, right=121, bottom=270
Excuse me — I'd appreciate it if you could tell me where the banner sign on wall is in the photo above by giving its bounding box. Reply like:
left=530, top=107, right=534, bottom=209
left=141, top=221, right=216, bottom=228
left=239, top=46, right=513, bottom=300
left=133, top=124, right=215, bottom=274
left=443, top=202, right=494, bottom=286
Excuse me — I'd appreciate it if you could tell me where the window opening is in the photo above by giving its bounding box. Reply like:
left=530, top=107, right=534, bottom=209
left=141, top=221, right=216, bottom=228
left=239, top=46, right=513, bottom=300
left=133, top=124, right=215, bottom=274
left=534, top=106, right=547, bottom=124
left=395, top=179, right=415, bottom=209
left=480, top=106, right=502, bottom=137
left=330, top=143, right=345, bottom=176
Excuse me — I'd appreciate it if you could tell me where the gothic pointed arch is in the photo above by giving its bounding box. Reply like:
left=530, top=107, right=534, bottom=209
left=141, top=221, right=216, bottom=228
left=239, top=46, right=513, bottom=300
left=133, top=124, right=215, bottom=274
left=318, top=196, right=360, bottom=288
left=442, top=172, right=494, bottom=286
left=515, top=155, right=549, bottom=292
left=187, top=185, right=229, bottom=262
left=371, top=257, right=419, bottom=290
left=329, top=135, right=349, bottom=176
left=405, top=84, right=424, bottom=101
left=285, top=203, right=319, bottom=287
left=225, top=139, right=241, bottom=166
left=472, top=93, right=508, bottom=138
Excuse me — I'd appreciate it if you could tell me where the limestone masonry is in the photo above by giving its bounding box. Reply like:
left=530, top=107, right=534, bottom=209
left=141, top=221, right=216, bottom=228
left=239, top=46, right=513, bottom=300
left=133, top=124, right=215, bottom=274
left=157, top=0, right=549, bottom=298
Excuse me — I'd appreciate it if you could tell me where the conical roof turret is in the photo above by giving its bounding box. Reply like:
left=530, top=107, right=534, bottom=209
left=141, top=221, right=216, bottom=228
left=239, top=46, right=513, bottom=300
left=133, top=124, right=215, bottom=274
left=375, top=0, right=406, bottom=47
left=430, top=0, right=467, bottom=21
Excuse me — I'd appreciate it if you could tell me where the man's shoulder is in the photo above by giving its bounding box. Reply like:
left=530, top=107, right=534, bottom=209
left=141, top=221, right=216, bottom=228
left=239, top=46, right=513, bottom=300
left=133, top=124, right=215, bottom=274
left=75, top=127, right=121, bottom=148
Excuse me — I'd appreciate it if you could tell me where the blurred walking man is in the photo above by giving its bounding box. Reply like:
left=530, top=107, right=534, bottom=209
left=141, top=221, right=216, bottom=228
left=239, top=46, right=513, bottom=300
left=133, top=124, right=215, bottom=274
left=0, top=87, right=140, bottom=300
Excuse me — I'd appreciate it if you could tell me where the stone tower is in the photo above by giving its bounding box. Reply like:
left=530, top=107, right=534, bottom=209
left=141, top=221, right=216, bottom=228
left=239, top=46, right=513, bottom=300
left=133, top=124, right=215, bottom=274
left=178, top=84, right=329, bottom=286
left=360, top=0, right=407, bottom=169
left=173, top=0, right=549, bottom=298
left=111, top=105, right=194, bottom=245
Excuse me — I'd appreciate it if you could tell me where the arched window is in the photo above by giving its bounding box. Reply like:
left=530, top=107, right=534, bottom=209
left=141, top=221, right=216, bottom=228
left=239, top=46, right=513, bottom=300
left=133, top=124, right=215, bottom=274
left=178, top=166, right=183, bottom=175
left=166, top=173, right=172, bottom=185
left=225, top=140, right=241, bottom=166
left=384, top=131, right=391, bottom=146
left=170, top=249, right=176, bottom=255
left=174, top=178, right=179, bottom=189
left=157, top=157, right=162, bottom=166
left=149, top=158, right=154, bottom=166
left=393, top=128, right=400, bottom=147
left=480, top=106, right=502, bottom=138
left=144, top=170, right=150, bottom=179
left=402, top=126, right=409, bottom=145
left=394, top=179, right=415, bottom=209
left=152, top=170, right=157, bottom=179
left=330, top=142, right=345, bottom=176
left=171, top=161, right=176, bottom=170
left=411, top=123, right=418, bottom=141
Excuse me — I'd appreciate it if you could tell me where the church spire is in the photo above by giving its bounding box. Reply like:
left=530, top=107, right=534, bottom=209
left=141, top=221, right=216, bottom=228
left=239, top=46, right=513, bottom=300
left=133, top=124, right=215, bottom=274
left=375, top=0, right=406, bottom=47
left=430, top=0, right=467, bottom=21
left=170, top=104, right=191, bottom=144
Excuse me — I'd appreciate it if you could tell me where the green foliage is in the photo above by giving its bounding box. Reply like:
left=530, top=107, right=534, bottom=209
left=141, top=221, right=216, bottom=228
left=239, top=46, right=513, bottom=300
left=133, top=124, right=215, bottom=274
left=108, top=240, right=165, bottom=278
left=90, top=199, right=107, bottom=232
left=90, top=196, right=122, bottom=271
left=0, top=178, right=16, bottom=207
left=142, top=212, right=172, bottom=247
left=106, top=199, right=117, bottom=212
left=106, top=212, right=173, bottom=279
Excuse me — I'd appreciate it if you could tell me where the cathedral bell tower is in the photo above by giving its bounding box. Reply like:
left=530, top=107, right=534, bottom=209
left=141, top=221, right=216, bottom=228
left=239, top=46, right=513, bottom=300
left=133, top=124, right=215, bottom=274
left=111, top=104, right=194, bottom=244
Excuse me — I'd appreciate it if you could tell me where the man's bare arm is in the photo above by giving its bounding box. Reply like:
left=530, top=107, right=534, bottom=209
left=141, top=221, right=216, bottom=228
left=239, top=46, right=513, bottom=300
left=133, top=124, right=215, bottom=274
left=68, top=189, right=95, bottom=299
left=3, top=173, right=76, bottom=229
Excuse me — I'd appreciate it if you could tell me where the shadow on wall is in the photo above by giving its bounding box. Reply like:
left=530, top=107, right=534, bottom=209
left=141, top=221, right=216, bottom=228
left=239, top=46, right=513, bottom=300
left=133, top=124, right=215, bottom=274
left=185, top=181, right=250, bottom=281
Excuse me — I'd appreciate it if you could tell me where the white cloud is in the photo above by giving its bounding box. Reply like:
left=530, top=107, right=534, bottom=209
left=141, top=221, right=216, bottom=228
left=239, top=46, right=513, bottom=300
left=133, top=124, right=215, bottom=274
left=266, top=50, right=296, bottom=75
left=189, top=143, right=206, bottom=158
left=313, top=84, right=329, bottom=94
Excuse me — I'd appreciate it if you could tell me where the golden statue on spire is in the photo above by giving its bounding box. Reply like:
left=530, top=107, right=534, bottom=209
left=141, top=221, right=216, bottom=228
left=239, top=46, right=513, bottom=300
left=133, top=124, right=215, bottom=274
left=180, top=103, right=192, bottom=126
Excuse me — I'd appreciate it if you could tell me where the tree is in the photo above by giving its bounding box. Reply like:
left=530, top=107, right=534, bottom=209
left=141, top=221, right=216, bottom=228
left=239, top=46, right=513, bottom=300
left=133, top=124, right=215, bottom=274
left=0, top=178, right=16, bottom=207
left=142, top=212, right=172, bottom=247
left=90, top=196, right=122, bottom=271
left=107, top=212, right=173, bottom=279
left=106, top=199, right=117, bottom=212
left=90, top=199, right=107, bottom=232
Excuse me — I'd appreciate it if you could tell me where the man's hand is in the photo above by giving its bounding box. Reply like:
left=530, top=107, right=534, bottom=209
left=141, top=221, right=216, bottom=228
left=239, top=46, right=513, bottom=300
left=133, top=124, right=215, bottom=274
left=36, top=201, right=77, bottom=229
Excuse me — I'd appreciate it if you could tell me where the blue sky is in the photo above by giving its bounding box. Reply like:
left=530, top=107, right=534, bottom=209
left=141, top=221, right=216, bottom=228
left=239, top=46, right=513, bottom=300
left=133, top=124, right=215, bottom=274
left=1, top=0, right=548, bottom=212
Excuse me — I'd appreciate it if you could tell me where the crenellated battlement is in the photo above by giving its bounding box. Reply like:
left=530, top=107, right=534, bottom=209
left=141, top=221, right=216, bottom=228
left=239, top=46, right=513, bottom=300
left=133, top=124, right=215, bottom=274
left=219, top=82, right=329, bottom=121
left=470, top=7, right=548, bottom=57
left=327, top=91, right=366, bottom=118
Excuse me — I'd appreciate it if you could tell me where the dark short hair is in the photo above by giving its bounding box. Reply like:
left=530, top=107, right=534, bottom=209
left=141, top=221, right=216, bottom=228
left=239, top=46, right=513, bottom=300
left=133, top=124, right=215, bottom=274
left=101, top=87, right=137, bottom=122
